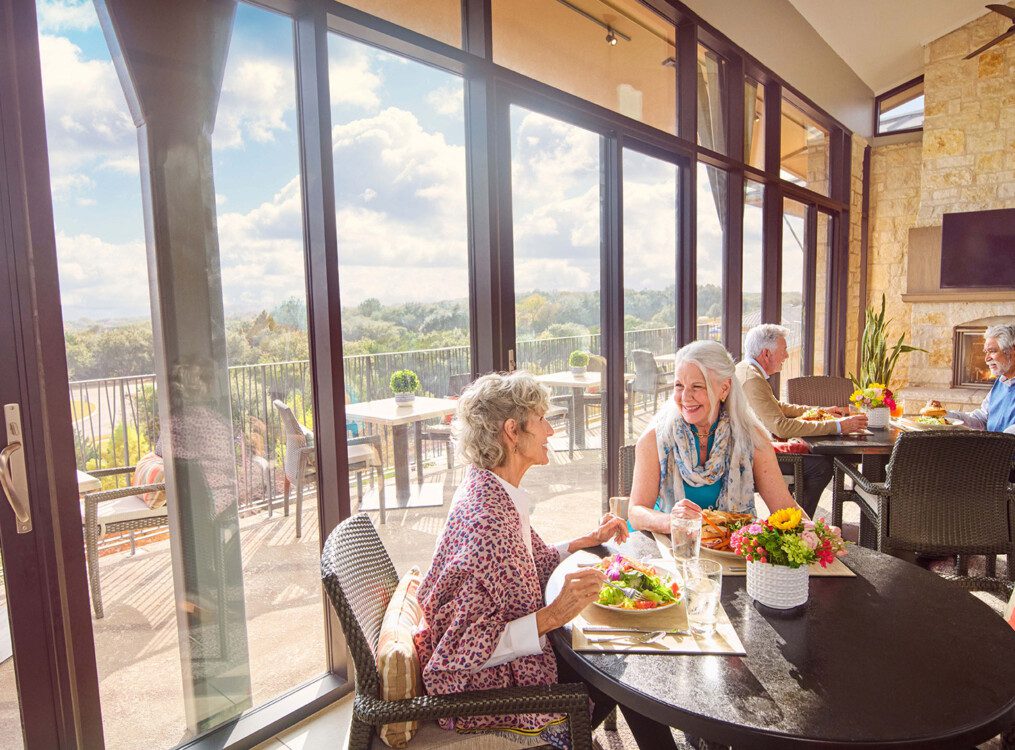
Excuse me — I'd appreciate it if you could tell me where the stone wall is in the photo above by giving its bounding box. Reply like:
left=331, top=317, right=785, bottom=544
left=844, top=133, right=867, bottom=378
left=849, top=5, right=1015, bottom=410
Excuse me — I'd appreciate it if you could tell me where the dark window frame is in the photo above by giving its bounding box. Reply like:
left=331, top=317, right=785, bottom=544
left=874, top=75, right=925, bottom=137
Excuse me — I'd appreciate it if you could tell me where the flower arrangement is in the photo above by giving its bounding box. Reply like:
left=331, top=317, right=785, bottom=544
left=849, top=382, right=896, bottom=411
left=730, top=508, right=848, bottom=569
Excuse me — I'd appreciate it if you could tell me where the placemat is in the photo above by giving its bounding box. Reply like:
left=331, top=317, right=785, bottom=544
left=652, top=532, right=856, bottom=577
left=570, top=599, right=745, bottom=656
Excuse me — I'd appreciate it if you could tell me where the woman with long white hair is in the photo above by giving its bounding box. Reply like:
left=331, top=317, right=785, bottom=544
left=629, top=340, right=800, bottom=531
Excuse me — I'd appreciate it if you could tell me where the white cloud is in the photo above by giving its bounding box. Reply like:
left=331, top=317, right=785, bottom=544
left=36, top=0, right=97, bottom=32
left=425, top=83, right=464, bottom=118
left=328, top=47, right=383, bottom=110
left=55, top=232, right=150, bottom=320
left=215, top=57, right=294, bottom=150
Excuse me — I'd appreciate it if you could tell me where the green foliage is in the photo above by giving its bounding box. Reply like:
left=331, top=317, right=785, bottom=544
left=848, top=294, right=925, bottom=389
left=65, top=322, right=154, bottom=379
left=389, top=369, right=420, bottom=394
left=568, top=350, right=590, bottom=367
left=84, top=423, right=153, bottom=490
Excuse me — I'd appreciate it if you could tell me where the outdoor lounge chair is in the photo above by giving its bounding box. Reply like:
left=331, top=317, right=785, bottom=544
left=82, top=465, right=169, bottom=619
left=833, top=431, right=1015, bottom=596
left=320, top=513, right=593, bottom=749
left=273, top=399, right=385, bottom=531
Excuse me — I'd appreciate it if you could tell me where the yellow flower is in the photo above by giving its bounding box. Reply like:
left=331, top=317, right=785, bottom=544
left=768, top=507, right=803, bottom=531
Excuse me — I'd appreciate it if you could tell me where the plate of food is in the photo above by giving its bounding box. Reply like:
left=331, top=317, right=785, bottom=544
left=900, top=400, right=964, bottom=430
left=700, top=509, right=754, bottom=558
left=800, top=407, right=838, bottom=422
left=593, top=555, right=681, bottom=612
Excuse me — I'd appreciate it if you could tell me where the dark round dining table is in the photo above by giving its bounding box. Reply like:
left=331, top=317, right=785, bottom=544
left=545, top=532, right=1015, bottom=749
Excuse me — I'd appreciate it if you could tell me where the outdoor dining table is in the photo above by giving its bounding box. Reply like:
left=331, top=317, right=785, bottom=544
left=536, top=371, right=605, bottom=451
left=546, top=531, right=1015, bottom=749
left=343, top=396, right=458, bottom=508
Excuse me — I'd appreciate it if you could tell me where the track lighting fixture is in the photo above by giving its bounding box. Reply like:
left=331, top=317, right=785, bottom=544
left=606, top=28, right=617, bottom=45
left=554, top=0, right=631, bottom=44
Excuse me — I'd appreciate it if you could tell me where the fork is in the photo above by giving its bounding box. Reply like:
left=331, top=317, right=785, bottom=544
left=585, top=630, right=668, bottom=646
left=602, top=580, right=649, bottom=601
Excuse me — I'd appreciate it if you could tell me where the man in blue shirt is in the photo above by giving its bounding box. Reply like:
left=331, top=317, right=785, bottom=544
left=949, top=323, right=1015, bottom=434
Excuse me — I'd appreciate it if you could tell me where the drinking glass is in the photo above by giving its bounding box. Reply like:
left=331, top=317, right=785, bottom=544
left=682, top=559, right=722, bottom=637
left=670, top=509, right=702, bottom=566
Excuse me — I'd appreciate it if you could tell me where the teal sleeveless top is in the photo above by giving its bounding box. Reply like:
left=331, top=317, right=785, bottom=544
left=633, top=425, right=721, bottom=531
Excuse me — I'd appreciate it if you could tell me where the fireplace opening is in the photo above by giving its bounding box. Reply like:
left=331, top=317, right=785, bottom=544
left=952, top=325, right=997, bottom=388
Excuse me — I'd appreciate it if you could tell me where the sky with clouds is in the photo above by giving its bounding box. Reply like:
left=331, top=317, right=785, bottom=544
left=37, top=0, right=781, bottom=329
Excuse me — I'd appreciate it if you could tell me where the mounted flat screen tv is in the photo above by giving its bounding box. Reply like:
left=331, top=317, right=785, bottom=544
left=940, top=208, right=1015, bottom=288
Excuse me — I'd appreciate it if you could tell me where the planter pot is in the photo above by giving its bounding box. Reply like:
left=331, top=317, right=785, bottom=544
left=570, top=366, right=587, bottom=377
left=864, top=406, right=891, bottom=429
left=746, top=561, right=809, bottom=609
left=393, top=393, right=415, bottom=406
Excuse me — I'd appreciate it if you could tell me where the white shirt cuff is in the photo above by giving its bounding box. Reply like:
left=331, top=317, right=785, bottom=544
left=554, top=541, right=572, bottom=562
left=479, top=613, right=543, bottom=670
left=835, top=421, right=842, bottom=434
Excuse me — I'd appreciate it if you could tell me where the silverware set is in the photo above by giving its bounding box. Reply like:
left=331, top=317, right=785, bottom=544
left=581, top=625, right=690, bottom=646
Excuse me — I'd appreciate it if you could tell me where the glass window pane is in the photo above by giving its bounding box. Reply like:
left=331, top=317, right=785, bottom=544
left=813, top=212, right=832, bottom=376
left=511, top=105, right=608, bottom=517
left=623, top=148, right=679, bottom=439
left=877, top=79, right=924, bottom=134
left=328, top=34, right=470, bottom=574
left=781, top=199, right=807, bottom=397
left=743, top=180, right=764, bottom=352
left=493, top=0, right=677, bottom=133
left=780, top=99, right=829, bottom=196
left=745, top=77, right=764, bottom=170
left=697, top=45, right=727, bottom=154
left=39, top=2, right=320, bottom=744
left=337, top=0, right=462, bottom=48
left=697, top=162, right=727, bottom=342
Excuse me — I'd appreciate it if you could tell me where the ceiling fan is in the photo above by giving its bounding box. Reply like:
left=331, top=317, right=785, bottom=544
left=964, top=4, right=1015, bottom=59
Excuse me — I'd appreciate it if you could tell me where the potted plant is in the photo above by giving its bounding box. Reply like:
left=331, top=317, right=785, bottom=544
left=390, top=369, right=420, bottom=405
left=568, top=350, right=590, bottom=376
left=849, top=382, right=895, bottom=429
left=849, top=294, right=925, bottom=417
left=730, top=508, right=847, bottom=609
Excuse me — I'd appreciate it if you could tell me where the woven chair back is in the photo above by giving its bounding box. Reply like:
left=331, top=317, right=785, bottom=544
left=786, top=376, right=854, bottom=407
left=884, top=431, right=1015, bottom=554
left=618, top=444, right=636, bottom=495
left=272, top=399, right=303, bottom=438
left=587, top=354, right=607, bottom=374
left=631, top=350, right=660, bottom=392
left=321, top=513, right=399, bottom=697
left=448, top=373, right=473, bottom=397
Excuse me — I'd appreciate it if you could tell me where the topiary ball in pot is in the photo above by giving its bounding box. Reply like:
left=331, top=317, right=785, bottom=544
left=390, top=369, right=420, bottom=405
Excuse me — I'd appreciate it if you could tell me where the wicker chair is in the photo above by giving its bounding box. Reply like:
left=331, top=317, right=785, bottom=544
left=320, top=514, right=593, bottom=749
left=832, top=431, right=1015, bottom=596
left=273, top=400, right=385, bottom=531
left=628, top=350, right=674, bottom=435
left=82, top=466, right=169, bottom=619
left=786, top=376, right=853, bottom=407
left=420, top=373, right=473, bottom=469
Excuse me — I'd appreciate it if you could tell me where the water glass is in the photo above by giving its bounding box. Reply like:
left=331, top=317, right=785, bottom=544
left=670, top=510, right=702, bottom=565
left=682, top=559, right=722, bottom=637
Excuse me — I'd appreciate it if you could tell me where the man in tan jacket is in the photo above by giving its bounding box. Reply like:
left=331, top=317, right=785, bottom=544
left=736, top=324, right=867, bottom=515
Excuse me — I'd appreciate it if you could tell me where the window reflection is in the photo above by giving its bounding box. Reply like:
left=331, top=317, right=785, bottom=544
left=781, top=198, right=807, bottom=395
left=743, top=180, right=764, bottom=352
left=697, top=45, right=727, bottom=155
left=745, top=77, right=764, bottom=169
left=780, top=99, right=829, bottom=196
left=814, top=212, right=832, bottom=376
left=697, top=162, right=726, bottom=342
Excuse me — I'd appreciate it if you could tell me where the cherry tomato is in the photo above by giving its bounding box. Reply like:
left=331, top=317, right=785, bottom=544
left=633, top=600, right=658, bottom=609
left=670, top=582, right=680, bottom=597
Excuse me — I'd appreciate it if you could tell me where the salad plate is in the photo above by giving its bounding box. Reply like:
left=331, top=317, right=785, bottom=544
left=592, top=555, right=681, bottom=613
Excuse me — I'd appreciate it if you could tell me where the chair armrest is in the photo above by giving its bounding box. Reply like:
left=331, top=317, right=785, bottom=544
left=832, top=458, right=889, bottom=496
left=84, top=483, right=165, bottom=504
left=353, top=682, right=589, bottom=725
left=776, top=454, right=804, bottom=467
left=348, top=434, right=382, bottom=447
left=88, top=465, right=137, bottom=478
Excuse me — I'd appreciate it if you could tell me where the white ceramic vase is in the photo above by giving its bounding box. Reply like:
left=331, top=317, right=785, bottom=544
left=394, top=393, right=415, bottom=405
left=746, top=561, right=809, bottom=609
left=865, top=406, right=890, bottom=429
left=570, top=366, right=587, bottom=377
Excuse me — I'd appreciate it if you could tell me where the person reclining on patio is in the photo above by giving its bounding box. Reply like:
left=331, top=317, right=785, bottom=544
left=629, top=339, right=805, bottom=532
left=734, top=324, right=867, bottom=516
left=948, top=323, right=1015, bottom=434
left=413, top=371, right=678, bottom=750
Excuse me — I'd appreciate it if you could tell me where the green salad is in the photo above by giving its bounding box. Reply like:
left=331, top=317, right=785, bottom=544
left=594, top=555, right=680, bottom=610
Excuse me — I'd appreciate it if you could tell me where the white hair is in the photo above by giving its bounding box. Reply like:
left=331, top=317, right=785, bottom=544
left=672, top=340, right=767, bottom=452
left=743, top=324, right=790, bottom=360
left=985, top=324, right=1015, bottom=352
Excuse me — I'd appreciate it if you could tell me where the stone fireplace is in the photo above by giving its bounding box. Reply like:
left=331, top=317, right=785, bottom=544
left=952, top=322, right=998, bottom=388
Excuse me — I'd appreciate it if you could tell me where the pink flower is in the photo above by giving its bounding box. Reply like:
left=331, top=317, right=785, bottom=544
left=802, top=520, right=816, bottom=531
left=747, top=523, right=764, bottom=535
left=829, top=525, right=842, bottom=537
left=801, top=530, right=819, bottom=550
left=835, top=548, right=848, bottom=558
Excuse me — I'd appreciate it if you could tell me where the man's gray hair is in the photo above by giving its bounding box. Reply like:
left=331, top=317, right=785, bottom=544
left=985, top=324, right=1015, bottom=352
left=743, top=324, right=791, bottom=360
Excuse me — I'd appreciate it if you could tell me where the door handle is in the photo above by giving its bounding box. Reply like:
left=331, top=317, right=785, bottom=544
left=1, top=404, right=32, bottom=534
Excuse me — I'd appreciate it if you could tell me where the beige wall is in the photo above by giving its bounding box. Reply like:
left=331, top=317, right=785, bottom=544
left=680, top=0, right=874, bottom=136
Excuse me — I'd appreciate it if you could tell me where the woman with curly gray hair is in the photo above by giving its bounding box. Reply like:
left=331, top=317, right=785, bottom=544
left=413, top=371, right=677, bottom=749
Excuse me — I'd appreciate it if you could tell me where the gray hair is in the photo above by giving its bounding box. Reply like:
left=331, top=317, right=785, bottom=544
left=454, top=371, right=550, bottom=470
left=743, top=324, right=790, bottom=360
left=985, top=324, right=1015, bottom=352
left=672, top=340, right=767, bottom=452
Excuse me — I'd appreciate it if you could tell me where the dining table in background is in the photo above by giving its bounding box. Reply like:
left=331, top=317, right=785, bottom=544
left=343, top=396, right=458, bottom=509
left=535, top=370, right=604, bottom=451
left=76, top=469, right=101, bottom=494
left=546, top=531, right=1015, bottom=749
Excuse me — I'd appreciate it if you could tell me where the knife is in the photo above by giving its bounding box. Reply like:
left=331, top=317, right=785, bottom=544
left=581, top=625, right=690, bottom=635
